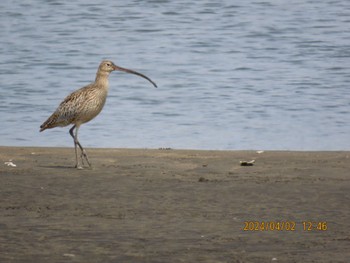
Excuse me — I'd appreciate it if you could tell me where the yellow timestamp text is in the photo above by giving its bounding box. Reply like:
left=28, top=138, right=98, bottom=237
left=243, top=221, right=328, bottom=231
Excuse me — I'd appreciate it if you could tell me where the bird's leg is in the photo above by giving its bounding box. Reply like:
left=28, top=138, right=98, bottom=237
left=80, top=150, right=86, bottom=166
left=76, top=140, right=91, bottom=168
left=69, top=125, right=82, bottom=169
left=73, top=125, right=92, bottom=169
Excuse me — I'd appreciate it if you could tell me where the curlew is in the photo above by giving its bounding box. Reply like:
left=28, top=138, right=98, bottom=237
left=40, top=60, right=157, bottom=169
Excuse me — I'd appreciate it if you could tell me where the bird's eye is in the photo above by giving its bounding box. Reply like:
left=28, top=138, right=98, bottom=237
left=106, top=63, right=110, bottom=66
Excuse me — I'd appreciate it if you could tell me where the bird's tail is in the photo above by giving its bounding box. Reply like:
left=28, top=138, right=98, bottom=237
left=39, top=125, right=46, bottom=132
left=40, top=113, right=57, bottom=132
left=40, top=122, right=48, bottom=132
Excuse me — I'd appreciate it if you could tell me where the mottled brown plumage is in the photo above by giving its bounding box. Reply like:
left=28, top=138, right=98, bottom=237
left=40, top=60, right=157, bottom=169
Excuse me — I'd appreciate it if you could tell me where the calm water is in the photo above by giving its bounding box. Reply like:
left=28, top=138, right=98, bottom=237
left=0, top=0, right=349, bottom=150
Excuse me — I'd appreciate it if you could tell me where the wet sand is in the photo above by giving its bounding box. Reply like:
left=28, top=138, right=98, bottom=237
left=0, top=146, right=349, bottom=262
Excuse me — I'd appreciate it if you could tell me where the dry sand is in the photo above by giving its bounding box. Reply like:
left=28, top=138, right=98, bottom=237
left=0, top=146, right=349, bottom=262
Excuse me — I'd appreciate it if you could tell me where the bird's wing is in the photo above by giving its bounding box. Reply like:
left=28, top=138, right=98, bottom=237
left=54, top=86, right=92, bottom=124
left=40, top=85, right=93, bottom=130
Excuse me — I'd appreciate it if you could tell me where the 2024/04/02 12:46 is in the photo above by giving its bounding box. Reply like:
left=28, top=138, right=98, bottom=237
left=243, top=221, right=328, bottom=231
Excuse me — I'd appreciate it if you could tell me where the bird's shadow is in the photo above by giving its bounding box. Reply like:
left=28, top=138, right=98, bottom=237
left=39, top=165, right=74, bottom=170
left=39, top=165, right=93, bottom=170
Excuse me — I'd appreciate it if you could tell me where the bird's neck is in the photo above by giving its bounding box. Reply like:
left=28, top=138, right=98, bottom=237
left=95, top=71, right=110, bottom=88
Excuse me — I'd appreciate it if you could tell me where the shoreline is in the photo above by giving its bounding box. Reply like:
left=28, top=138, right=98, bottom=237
left=1, top=147, right=349, bottom=262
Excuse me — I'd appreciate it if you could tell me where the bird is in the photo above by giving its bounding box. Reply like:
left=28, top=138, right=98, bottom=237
left=40, top=60, right=157, bottom=169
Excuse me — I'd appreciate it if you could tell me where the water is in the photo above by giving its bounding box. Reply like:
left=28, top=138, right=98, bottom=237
left=0, top=0, right=349, bottom=150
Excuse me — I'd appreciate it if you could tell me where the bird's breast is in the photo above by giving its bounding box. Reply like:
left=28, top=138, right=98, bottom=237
left=77, top=88, right=108, bottom=123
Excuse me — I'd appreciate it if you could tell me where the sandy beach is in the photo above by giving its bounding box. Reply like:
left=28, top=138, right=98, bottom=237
left=0, top=146, right=349, bottom=262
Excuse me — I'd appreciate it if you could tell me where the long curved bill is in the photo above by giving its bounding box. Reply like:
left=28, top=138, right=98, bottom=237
left=113, top=65, right=157, bottom=88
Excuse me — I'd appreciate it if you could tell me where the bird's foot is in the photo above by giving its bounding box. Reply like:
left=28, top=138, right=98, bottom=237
left=75, top=161, right=92, bottom=170
left=74, top=160, right=83, bottom=169
left=80, top=151, right=92, bottom=168
left=75, top=164, right=92, bottom=170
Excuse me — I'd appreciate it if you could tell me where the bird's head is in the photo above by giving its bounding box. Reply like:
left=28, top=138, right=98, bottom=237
left=99, top=60, right=118, bottom=73
left=99, top=60, right=157, bottom=88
